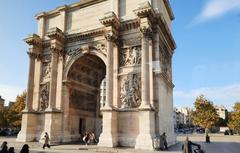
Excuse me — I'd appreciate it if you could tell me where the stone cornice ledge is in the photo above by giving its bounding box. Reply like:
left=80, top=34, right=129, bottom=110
left=24, top=34, right=42, bottom=48
left=47, top=27, right=65, bottom=42
left=66, top=28, right=105, bottom=43
left=35, top=0, right=107, bottom=19
left=163, top=0, right=175, bottom=20
left=154, top=71, right=175, bottom=89
left=157, top=13, right=176, bottom=51
left=100, top=11, right=120, bottom=30
left=133, top=2, right=155, bottom=20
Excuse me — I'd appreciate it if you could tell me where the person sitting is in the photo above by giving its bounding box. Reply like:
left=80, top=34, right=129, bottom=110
left=83, top=132, right=90, bottom=145
left=8, top=147, right=15, bottom=153
left=182, top=137, right=201, bottom=153
left=20, top=144, right=29, bottom=153
left=0, top=141, right=8, bottom=153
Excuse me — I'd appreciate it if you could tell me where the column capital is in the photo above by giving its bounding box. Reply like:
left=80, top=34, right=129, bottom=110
left=140, top=25, right=152, bottom=38
left=27, top=51, right=41, bottom=60
left=105, top=31, right=118, bottom=42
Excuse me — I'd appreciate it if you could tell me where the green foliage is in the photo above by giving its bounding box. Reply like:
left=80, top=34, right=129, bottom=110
left=0, top=91, right=26, bottom=128
left=191, top=95, right=219, bottom=132
left=228, top=102, right=240, bottom=134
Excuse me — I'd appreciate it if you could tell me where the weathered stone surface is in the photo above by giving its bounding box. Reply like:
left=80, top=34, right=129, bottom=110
left=18, top=0, right=176, bottom=150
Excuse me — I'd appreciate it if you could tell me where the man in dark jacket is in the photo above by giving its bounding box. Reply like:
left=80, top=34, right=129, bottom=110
left=182, top=137, right=201, bottom=153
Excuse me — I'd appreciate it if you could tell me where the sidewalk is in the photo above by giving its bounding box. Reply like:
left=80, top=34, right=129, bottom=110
left=1, top=134, right=240, bottom=153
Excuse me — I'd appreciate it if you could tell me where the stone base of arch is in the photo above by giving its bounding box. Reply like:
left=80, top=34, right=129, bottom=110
left=17, top=111, right=38, bottom=142
left=98, top=110, right=118, bottom=147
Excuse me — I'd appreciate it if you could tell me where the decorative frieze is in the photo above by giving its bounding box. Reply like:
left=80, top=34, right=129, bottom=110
left=120, top=46, right=141, bottom=67
left=120, top=74, right=141, bottom=109
left=121, top=37, right=141, bottom=47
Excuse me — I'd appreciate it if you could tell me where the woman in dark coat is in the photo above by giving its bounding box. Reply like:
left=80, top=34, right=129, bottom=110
left=0, top=141, right=8, bottom=153
left=20, top=144, right=29, bottom=153
left=182, top=137, right=201, bottom=153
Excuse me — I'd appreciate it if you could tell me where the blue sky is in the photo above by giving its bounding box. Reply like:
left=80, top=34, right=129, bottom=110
left=0, top=0, right=240, bottom=110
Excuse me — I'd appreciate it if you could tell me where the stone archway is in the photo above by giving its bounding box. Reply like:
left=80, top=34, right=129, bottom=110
left=66, top=54, right=106, bottom=140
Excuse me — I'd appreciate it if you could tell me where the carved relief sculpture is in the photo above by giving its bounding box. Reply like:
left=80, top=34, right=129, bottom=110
left=120, top=46, right=141, bottom=67
left=42, top=62, right=51, bottom=82
left=120, top=74, right=141, bottom=108
left=40, top=83, right=49, bottom=111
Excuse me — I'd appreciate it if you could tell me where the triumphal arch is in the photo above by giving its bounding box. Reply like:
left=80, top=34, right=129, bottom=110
left=17, top=0, right=176, bottom=150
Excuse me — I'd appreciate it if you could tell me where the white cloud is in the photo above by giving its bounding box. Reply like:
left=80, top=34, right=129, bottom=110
left=174, top=84, right=240, bottom=110
left=0, top=84, right=24, bottom=105
left=193, top=0, right=240, bottom=24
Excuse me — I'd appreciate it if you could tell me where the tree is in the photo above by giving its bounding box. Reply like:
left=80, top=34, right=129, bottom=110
left=228, top=102, right=240, bottom=134
left=0, top=91, right=26, bottom=129
left=9, top=91, right=26, bottom=128
left=191, top=95, right=219, bottom=135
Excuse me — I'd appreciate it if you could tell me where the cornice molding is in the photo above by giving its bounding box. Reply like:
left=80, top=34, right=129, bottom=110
left=120, top=19, right=140, bottom=32
left=163, top=0, right=175, bottom=20
left=154, top=71, right=174, bottom=89
left=156, top=13, right=176, bottom=51
left=24, top=34, right=43, bottom=48
left=47, top=27, right=65, bottom=43
left=66, top=28, right=105, bottom=43
left=35, top=0, right=107, bottom=20
left=100, top=11, right=120, bottom=30
left=133, top=2, right=155, bottom=22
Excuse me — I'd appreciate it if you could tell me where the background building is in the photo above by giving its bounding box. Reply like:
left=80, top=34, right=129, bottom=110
left=174, top=107, right=192, bottom=129
left=0, top=96, right=5, bottom=112
left=215, top=105, right=228, bottom=120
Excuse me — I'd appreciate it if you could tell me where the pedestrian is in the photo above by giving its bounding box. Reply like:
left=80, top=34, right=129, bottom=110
left=162, top=132, right=168, bottom=150
left=0, top=141, right=8, bottom=153
left=182, top=136, right=201, bottom=153
left=42, top=132, right=50, bottom=149
left=20, top=144, right=29, bottom=153
left=83, top=132, right=90, bottom=145
left=8, top=147, right=15, bottom=153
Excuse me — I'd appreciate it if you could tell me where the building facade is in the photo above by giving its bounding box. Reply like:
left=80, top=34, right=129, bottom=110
left=215, top=105, right=227, bottom=120
left=0, top=96, right=4, bottom=112
left=17, top=0, right=176, bottom=150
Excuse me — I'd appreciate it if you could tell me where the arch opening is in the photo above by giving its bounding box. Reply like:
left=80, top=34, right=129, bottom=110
left=67, top=54, right=106, bottom=140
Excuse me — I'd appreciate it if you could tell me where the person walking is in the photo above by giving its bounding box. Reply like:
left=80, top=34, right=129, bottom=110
left=0, top=141, right=8, bottom=153
left=20, top=144, right=29, bottom=153
left=182, top=136, right=201, bottom=153
left=42, top=132, right=50, bottom=149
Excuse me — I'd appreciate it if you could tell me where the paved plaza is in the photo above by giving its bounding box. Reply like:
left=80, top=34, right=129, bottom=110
left=1, top=134, right=239, bottom=153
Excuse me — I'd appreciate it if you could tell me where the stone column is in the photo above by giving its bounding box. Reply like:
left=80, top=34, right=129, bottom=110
left=46, top=48, right=58, bottom=110
left=41, top=27, right=65, bottom=143
left=140, top=29, right=151, bottom=108
left=25, top=51, right=37, bottom=111
left=104, top=35, right=114, bottom=109
left=17, top=34, right=42, bottom=142
left=98, top=11, right=120, bottom=147
left=134, top=2, right=156, bottom=150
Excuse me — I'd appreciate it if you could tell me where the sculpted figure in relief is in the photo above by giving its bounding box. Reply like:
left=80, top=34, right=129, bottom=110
left=120, top=46, right=141, bottom=67
left=120, top=74, right=141, bottom=108
left=42, top=63, right=51, bottom=81
left=40, top=83, right=49, bottom=111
